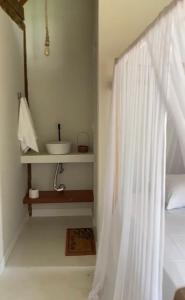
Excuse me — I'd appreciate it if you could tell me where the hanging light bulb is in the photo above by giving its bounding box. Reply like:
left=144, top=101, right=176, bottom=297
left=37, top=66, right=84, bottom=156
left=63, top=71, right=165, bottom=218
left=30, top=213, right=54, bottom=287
left=44, top=0, right=50, bottom=56
left=44, top=36, right=50, bottom=56
left=44, top=45, right=50, bottom=56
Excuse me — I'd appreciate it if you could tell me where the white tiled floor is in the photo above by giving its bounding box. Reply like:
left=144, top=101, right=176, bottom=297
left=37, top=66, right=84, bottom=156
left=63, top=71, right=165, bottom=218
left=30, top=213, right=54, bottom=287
left=7, top=216, right=96, bottom=267
left=0, top=268, right=94, bottom=300
left=0, top=216, right=96, bottom=300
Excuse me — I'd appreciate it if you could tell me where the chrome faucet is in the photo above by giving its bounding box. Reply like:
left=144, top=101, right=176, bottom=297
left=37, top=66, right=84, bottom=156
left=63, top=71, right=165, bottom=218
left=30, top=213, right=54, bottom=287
left=53, top=163, right=65, bottom=192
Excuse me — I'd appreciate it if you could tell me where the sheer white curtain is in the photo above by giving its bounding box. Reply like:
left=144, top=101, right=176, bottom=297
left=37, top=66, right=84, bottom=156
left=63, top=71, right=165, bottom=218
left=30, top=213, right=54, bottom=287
left=88, top=1, right=185, bottom=300
left=148, top=0, right=185, bottom=172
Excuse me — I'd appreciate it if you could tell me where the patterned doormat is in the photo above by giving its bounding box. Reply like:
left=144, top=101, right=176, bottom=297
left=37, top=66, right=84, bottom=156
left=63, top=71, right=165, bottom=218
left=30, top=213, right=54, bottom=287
left=65, top=228, right=96, bottom=256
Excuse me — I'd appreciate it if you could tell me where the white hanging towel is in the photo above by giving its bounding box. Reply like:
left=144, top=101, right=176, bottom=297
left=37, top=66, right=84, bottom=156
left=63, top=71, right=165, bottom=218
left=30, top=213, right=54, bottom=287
left=18, top=97, right=39, bottom=153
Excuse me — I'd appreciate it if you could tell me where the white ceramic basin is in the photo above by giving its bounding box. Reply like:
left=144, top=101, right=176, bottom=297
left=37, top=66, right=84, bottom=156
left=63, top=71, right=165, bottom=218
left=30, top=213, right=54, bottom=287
left=46, top=141, right=71, bottom=155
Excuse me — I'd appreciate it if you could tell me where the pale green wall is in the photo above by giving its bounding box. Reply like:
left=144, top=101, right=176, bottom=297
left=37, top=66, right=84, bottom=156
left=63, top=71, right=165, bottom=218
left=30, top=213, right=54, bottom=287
left=25, top=0, right=96, bottom=215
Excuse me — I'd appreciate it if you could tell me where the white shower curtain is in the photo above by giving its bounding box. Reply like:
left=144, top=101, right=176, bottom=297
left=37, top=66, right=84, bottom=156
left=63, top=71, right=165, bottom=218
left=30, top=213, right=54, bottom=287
left=88, top=1, right=185, bottom=300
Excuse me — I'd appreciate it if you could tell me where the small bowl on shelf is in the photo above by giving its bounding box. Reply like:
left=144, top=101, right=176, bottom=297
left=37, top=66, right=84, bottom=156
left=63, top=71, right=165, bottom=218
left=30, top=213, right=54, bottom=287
left=77, top=132, right=89, bottom=153
left=46, top=141, right=71, bottom=155
left=78, top=145, right=89, bottom=153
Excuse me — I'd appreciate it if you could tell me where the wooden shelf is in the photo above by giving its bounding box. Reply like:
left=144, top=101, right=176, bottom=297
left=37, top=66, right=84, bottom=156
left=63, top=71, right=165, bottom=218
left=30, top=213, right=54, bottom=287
left=21, top=152, right=95, bottom=164
left=23, top=190, right=94, bottom=205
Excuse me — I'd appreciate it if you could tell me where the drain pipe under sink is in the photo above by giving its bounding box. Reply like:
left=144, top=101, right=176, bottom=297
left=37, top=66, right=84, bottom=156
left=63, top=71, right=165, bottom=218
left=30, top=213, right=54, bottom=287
left=53, top=163, right=66, bottom=192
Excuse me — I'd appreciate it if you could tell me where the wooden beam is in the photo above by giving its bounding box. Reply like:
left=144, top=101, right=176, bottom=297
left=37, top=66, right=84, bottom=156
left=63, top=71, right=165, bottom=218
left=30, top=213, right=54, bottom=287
left=8, top=0, right=24, bottom=18
left=0, top=0, right=24, bottom=28
left=18, top=0, right=28, bottom=5
left=22, top=23, right=32, bottom=201
left=23, top=25, right=29, bottom=100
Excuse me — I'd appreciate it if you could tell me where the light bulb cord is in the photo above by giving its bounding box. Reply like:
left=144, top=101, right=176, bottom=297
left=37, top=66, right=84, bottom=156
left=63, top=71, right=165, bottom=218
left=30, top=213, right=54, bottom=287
left=45, top=0, right=50, bottom=47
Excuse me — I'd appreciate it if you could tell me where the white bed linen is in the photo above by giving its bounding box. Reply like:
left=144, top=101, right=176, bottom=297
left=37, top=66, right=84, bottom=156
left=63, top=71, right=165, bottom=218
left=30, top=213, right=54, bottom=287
left=163, top=209, right=185, bottom=300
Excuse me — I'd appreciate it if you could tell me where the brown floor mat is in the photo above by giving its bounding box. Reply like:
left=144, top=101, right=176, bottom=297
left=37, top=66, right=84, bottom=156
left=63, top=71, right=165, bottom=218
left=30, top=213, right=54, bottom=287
left=65, top=228, right=96, bottom=256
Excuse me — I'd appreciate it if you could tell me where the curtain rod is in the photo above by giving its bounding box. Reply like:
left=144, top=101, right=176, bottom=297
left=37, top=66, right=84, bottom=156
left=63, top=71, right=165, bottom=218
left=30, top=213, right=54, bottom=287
left=115, top=0, right=182, bottom=64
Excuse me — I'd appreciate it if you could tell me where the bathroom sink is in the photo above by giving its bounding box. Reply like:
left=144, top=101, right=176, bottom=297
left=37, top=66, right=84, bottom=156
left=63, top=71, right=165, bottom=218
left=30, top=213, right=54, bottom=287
left=46, top=141, right=71, bottom=155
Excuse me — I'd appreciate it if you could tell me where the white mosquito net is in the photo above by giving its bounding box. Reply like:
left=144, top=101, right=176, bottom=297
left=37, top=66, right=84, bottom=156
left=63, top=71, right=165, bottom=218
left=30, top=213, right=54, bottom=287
left=88, top=1, right=185, bottom=300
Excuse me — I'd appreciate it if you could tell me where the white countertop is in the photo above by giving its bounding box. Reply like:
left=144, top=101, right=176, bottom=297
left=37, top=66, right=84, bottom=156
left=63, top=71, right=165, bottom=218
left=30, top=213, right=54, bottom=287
left=21, top=152, right=95, bottom=164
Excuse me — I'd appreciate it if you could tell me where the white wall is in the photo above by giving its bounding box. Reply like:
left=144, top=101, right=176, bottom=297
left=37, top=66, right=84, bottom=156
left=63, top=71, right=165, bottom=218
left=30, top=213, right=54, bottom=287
left=0, top=9, right=27, bottom=265
left=97, top=0, right=172, bottom=236
left=24, top=0, right=96, bottom=215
